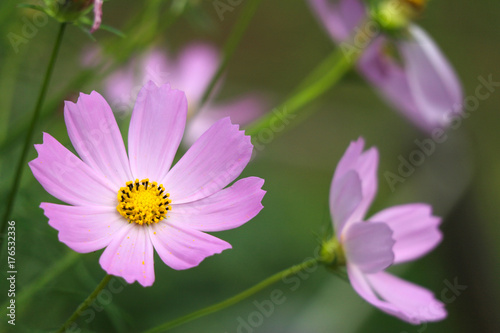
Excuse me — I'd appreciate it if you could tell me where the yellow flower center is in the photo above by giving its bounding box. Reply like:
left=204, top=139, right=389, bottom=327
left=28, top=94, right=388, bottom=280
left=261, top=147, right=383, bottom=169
left=117, top=179, right=171, bottom=225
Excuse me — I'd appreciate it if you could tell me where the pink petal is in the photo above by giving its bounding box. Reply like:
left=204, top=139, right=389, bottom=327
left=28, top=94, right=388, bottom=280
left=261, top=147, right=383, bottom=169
left=148, top=221, right=231, bottom=270
left=29, top=133, right=115, bottom=207
left=367, top=271, right=447, bottom=323
left=104, top=64, right=137, bottom=113
left=172, top=43, right=220, bottom=104
left=64, top=91, right=132, bottom=189
left=99, top=224, right=155, bottom=287
left=358, top=37, right=433, bottom=130
left=308, top=0, right=366, bottom=42
left=141, top=50, right=172, bottom=87
left=347, top=264, right=407, bottom=321
left=41, top=203, right=126, bottom=253
left=168, top=177, right=265, bottom=232
left=369, top=204, right=442, bottom=264
left=184, top=94, right=266, bottom=146
left=329, top=170, right=363, bottom=235
left=90, top=0, right=103, bottom=33
left=398, top=25, right=463, bottom=129
left=128, top=81, right=187, bottom=182
left=162, top=117, right=253, bottom=204
left=342, top=221, right=394, bottom=274
left=331, top=138, right=379, bottom=228
left=348, top=265, right=446, bottom=324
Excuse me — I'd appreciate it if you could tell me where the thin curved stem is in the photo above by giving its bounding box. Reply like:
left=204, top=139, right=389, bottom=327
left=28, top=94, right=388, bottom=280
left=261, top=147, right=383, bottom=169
left=142, top=257, right=321, bottom=333
left=0, top=23, right=66, bottom=248
left=56, top=274, right=112, bottom=333
left=245, top=47, right=358, bottom=137
left=245, top=20, right=373, bottom=139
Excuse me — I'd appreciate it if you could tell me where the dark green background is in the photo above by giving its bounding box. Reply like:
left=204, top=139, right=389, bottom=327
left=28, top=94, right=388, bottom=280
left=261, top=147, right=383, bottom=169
left=1, top=0, right=499, bottom=332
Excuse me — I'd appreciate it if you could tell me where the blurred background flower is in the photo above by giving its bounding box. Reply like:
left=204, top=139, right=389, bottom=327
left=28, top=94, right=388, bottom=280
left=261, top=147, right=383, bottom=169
left=101, top=42, right=267, bottom=146
left=309, top=0, right=463, bottom=132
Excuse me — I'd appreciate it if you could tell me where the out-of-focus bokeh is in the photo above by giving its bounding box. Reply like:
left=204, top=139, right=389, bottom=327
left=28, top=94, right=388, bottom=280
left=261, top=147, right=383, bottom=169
left=1, top=0, right=499, bottom=332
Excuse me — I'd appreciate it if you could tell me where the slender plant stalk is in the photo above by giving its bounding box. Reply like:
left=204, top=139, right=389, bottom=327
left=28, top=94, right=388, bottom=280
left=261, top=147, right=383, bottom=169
left=198, top=0, right=263, bottom=109
left=245, top=46, right=361, bottom=137
left=56, top=274, right=112, bottom=333
left=245, top=19, right=376, bottom=138
left=0, top=23, right=66, bottom=248
left=142, top=257, right=320, bottom=333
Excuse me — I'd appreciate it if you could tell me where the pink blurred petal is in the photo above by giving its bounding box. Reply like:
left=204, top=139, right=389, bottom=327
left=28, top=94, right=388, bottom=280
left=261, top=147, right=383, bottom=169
left=148, top=221, right=231, bottom=270
left=367, top=271, right=447, bottom=323
left=104, top=64, right=137, bottom=113
left=141, top=50, right=172, bottom=87
left=347, top=264, right=416, bottom=323
left=41, top=203, right=126, bottom=253
left=29, top=133, right=115, bottom=207
left=99, top=224, right=155, bottom=287
left=173, top=43, right=220, bottom=104
left=329, top=170, right=363, bottom=236
left=342, top=222, right=394, bottom=274
left=169, top=177, right=265, bottom=232
left=331, top=137, right=379, bottom=227
left=358, top=37, right=427, bottom=127
left=369, top=204, right=442, bottom=264
left=309, top=0, right=463, bottom=132
left=90, top=0, right=103, bottom=33
left=184, top=94, right=266, bottom=146
left=162, top=117, right=253, bottom=204
left=128, top=81, right=187, bottom=182
left=398, top=25, right=463, bottom=128
left=64, top=91, right=132, bottom=189
left=308, top=0, right=365, bottom=42
left=359, top=29, right=463, bottom=131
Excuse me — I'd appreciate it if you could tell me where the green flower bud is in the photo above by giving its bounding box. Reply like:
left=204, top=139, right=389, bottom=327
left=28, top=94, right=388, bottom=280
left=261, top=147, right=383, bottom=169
left=44, top=0, right=94, bottom=23
left=370, top=0, right=427, bottom=32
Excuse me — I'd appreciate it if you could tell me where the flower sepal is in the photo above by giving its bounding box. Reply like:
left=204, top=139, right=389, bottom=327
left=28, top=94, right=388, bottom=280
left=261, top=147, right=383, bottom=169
left=20, top=0, right=105, bottom=33
left=319, top=237, right=346, bottom=270
left=42, top=0, right=94, bottom=23
left=368, top=0, right=426, bottom=34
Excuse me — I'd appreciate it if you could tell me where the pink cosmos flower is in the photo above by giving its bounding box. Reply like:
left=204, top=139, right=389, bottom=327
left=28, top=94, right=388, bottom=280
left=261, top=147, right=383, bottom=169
left=29, top=81, right=265, bottom=287
left=308, top=0, right=463, bottom=132
left=328, top=137, right=445, bottom=323
left=103, top=43, right=265, bottom=145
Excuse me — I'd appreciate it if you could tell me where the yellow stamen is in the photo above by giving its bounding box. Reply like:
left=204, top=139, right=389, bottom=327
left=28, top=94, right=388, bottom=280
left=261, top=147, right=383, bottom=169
left=116, top=178, right=171, bottom=225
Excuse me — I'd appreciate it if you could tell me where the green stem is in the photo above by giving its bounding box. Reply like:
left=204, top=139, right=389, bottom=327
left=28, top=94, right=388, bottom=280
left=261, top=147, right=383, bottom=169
left=56, top=274, right=112, bottom=333
left=198, top=0, right=263, bottom=109
left=245, top=46, right=360, bottom=137
left=142, top=257, right=321, bottom=333
left=244, top=19, right=376, bottom=138
left=0, top=23, right=66, bottom=247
